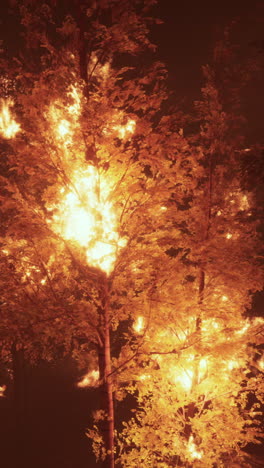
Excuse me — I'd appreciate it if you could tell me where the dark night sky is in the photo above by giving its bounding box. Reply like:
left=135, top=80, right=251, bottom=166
left=0, top=1, right=264, bottom=467
left=154, top=0, right=264, bottom=142
left=155, top=0, right=264, bottom=100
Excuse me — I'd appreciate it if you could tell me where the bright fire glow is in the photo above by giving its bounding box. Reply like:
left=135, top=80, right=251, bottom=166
left=0, top=99, right=20, bottom=138
left=0, top=385, right=6, bottom=397
left=88, top=55, right=110, bottom=80
left=113, top=119, right=136, bottom=139
left=49, top=84, right=81, bottom=145
left=57, top=119, right=71, bottom=137
left=240, top=194, right=249, bottom=210
left=175, top=368, right=194, bottom=392
left=21, top=261, right=41, bottom=282
left=77, top=370, right=99, bottom=388
left=202, top=319, right=220, bottom=332
left=198, top=358, right=207, bottom=381
left=67, top=85, right=81, bottom=116
left=139, top=373, right=150, bottom=381
left=47, top=85, right=131, bottom=274
left=52, top=165, right=126, bottom=274
left=173, top=357, right=208, bottom=392
left=187, top=435, right=203, bottom=460
left=236, top=321, right=250, bottom=335
left=227, top=360, right=239, bottom=371
left=226, top=233, right=233, bottom=239
left=133, top=316, right=145, bottom=333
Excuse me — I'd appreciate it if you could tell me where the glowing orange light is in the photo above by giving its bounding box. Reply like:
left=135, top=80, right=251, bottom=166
left=226, top=233, right=232, bottom=240
left=236, top=321, right=250, bottom=335
left=240, top=194, right=249, bottom=210
left=198, top=358, right=207, bottom=382
left=227, top=360, right=239, bottom=371
left=52, top=165, right=126, bottom=274
left=47, top=85, right=128, bottom=274
left=89, top=55, right=110, bottom=80
left=0, top=99, right=20, bottom=138
left=0, top=385, right=6, bottom=397
left=57, top=119, right=71, bottom=137
left=176, top=330, right=188, bottom=341
left=133, top=316, right=145, bottom=333
left=67, top=85, right=81, bottom=116
left=77, top=370, right=99, bottom=388
left=172, top=355, right=208, bottom=391
left=49, top=84, right=81, bottom=146
left=187, top=435, right=203, bottom=460
left=202, top=319, right=219, bottom=332
left=139, top=374, right=150, bottom=381
left=113, top=119, right=136, bottom=139
left=174, top=368, right=194, bottom=392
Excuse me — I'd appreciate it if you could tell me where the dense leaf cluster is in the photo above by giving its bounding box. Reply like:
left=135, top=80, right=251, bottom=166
left=0, top=1, right=263, bottom=467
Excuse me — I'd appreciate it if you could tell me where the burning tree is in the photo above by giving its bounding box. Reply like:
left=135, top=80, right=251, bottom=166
left=117, top=37, right=264, bottom=467
left=0, top=1, right=196, bottom=466
left=0, top=2, right=263, bottom=468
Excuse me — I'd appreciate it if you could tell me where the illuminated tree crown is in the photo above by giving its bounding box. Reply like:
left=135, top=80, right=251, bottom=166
left=0, top=2, right=263, bottom=467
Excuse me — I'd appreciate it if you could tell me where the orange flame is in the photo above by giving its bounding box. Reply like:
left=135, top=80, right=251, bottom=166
left=52, top=166, right=126, bottom=274
left=187, top=435, right=203, bottom=460
left=0, top=385, right=6, bottom=397
left=77, top=370, right=99, bottom=388
left=133, top=316, right=145, bottom=333
left=47, top=86, right=133, bottom=273
left=172, top=357, right=208, bottom=392
left=0, top=99, right=20, bottom=138
left=174, top=368, right=194, bottom=392
left=113, top=119, right=136, bottom=139
left=49, top=84, right=81, bottom=146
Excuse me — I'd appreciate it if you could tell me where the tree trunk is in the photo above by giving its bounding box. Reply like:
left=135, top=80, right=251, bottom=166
left=74, top=0, right=89, bottom=86
left=99, top=276, right=115, bottom=468
left=183, top=155, right=213, bottom=442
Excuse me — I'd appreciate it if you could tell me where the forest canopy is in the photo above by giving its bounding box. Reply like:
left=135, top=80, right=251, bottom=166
left=0, top=1, right=263, bottom=467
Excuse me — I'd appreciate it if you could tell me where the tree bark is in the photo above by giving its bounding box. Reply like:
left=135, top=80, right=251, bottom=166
left=99, top=275, right=115, bottom=468
left=183, top=153, right=213, bottom=442
left=74, top=0, right=89, bottom=86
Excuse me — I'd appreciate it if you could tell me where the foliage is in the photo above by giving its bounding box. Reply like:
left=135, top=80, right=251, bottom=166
left=0, top=1, right=263, bottom=467
left=116, top=37, right=264, bottom=468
